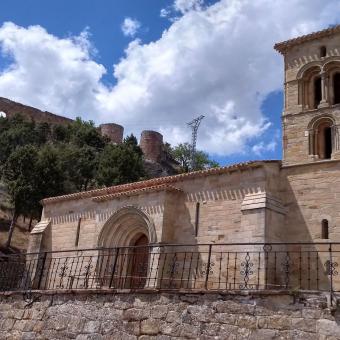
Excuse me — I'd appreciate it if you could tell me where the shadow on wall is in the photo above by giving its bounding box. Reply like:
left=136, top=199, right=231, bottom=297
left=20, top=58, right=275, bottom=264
left=280, top=166, right=334, bottom=291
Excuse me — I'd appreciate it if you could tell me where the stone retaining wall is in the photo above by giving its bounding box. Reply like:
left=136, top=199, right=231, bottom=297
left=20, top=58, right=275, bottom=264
left=0, top=291, right=339, bottom=339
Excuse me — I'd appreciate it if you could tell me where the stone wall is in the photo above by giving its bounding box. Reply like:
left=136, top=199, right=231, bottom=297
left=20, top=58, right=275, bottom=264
left=0, top=97, right=73, bottom=126
left=0, top=291, right=339, bottom=339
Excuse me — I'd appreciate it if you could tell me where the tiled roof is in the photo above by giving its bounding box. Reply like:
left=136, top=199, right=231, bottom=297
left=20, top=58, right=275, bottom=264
left=41, top=160, right=279, bottom=205
left=92, top=184, right=182, bottom=202
left=274, top=25, right=340, bottom=54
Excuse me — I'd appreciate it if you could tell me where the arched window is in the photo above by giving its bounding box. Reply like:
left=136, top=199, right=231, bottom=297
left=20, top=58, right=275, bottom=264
left=314, top=76, right=322, bottom=108
left=298, top=65, right=322, bottom=110
left=308, top=116, right=335, bottom=160
left=333, top=73, right=340, bottom=104
left=316, top=121, right=332, bottom=159
left=320, top=46, right=327, bottom=58
left=322, top=219, right=329, bottom=239
left=0, top=111, right=6, bottom=118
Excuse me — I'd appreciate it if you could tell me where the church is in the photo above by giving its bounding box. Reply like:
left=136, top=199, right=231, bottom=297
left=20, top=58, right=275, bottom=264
left=26, top=25, right=340, bottom=291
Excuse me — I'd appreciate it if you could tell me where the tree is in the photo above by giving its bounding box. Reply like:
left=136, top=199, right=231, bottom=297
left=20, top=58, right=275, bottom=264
left=2, top=145, right=40, bottom=246
left=170, top=143, right=219, bottom=172
left=59, top=144, right=99, bottom=192
left=0, top=116, right=149, bottom=247
left=68, top=117, right=107, bottom=150
left=96, top=141, right=145, bottom=187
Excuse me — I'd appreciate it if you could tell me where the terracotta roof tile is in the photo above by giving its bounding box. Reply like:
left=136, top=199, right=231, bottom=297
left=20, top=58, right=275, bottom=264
left=41, top=160, right=279, bottom=205
left=92, top=184, right=182, bottom=202
left=274, top=25, right=340, bottom=54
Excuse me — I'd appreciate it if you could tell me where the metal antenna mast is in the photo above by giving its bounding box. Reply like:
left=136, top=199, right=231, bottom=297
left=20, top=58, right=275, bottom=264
left=187, top=115, right=205, bottom=170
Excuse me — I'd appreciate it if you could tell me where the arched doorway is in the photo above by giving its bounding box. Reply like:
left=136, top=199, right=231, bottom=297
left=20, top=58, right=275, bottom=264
left=97, top=206, right=157, bottom=289
left=127, top=234, right=149, bottom=288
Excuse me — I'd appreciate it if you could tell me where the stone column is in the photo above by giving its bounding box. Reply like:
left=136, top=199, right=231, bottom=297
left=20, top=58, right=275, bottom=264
left=308, top=129, right=315, bottom=156
left=319, top=72, right=329, bottom=108
left=314, top=130, right=319, bottom=159
left=331, top=125, right=340, bottom=159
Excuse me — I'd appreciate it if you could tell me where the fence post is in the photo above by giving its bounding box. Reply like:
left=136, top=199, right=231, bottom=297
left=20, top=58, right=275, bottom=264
left=109, top=248, right=120, bottom=288
left=205, top=244, right=212, bottom=290
left=37, top=252, right=47, bottom=290
left=329, top=243, right=334, bottom=307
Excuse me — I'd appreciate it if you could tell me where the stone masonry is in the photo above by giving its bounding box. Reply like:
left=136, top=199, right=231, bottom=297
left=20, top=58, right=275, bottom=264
left=0, top=291, right=340, bottom=340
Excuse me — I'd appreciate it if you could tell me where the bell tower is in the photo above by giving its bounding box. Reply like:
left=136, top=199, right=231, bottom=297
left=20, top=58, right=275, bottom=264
left=275, top=25, right=340, bottom=166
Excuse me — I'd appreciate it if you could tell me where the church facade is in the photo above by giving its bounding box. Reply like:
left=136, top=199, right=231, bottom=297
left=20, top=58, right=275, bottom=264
left=26, top=26, right=340, bottom=290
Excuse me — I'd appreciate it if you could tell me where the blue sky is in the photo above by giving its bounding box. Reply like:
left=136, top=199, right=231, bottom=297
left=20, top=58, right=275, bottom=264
left=0, top=0, right=338, bottom=165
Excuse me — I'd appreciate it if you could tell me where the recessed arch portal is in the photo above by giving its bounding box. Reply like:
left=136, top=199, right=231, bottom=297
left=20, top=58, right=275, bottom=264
left=98, top=206, right=157, bottom=248
left=96, top=206, right=157, bottom=289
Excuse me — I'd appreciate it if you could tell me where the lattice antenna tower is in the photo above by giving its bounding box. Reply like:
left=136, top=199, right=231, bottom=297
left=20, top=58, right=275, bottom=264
left=187, top=115, right=205, bottom=170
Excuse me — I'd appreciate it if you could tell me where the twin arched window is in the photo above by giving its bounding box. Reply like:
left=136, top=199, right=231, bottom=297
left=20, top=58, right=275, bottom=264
left=299, top=61, right=340, bottom=110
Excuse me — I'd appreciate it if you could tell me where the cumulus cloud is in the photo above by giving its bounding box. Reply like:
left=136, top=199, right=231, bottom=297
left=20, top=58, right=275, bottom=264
left=121, top=17, right=141, bottom=37
left=0, top=23, right=105, bottom=120
left=1, top=0, right=340, bottom=157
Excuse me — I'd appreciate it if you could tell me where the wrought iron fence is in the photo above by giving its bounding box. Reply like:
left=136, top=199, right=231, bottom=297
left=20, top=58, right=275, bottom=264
left=0, top=243, right=339, bottom=296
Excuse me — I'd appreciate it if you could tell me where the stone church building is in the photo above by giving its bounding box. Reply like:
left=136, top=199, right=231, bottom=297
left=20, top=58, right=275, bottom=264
left=25, top=26, right=340, bottom=290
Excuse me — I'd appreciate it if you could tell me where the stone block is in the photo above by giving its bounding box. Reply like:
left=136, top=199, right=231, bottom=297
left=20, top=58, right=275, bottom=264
left=291, top=317, right=316, bottom=332
left=249, top=329, right=278, bottom=340
left=179, top=323, right=200, bottom=338
left=83, top=321, right=101, bottom=333
left=140, top=319, right=160, bottom=335
left=123, top=308, right=150, bottom=321
left=151, top=305, right=168, bottom=319
left=266, top=315, right=291, bottom=330
left=316, top=318, right=340, bottom=337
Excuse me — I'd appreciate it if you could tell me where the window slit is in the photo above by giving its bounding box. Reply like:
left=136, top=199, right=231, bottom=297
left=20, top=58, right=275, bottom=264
left=75, top=217, right=82, bottom=246
left=322, top=219, right=329, bottom=239
left=195, top=203, right=200, bottom=237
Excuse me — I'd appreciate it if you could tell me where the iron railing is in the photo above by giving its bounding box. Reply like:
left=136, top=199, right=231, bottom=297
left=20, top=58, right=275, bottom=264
left=0, top=243, right=339, bottom=296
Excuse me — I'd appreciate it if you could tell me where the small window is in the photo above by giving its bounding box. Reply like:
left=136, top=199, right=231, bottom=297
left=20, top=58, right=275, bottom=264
left=75, top=217, right=82, bottom=246
left=0, top=111, right=6, bottom=118
left=320, top=46, right=327, bottom=58
left=322, top=219, right=329, bottom=239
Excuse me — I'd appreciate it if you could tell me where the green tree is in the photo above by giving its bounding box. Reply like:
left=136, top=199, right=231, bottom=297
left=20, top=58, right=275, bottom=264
left=2, top=145, right=40, bottom=246
left=59, top=144, right=99, bottom=192
left=170, top=142, right=219, bottom=172
left=68, top=118, right=107, bottom=150
left=2, top=144, right=67, bottom=245
left=96, top=141, right=145, bottom=187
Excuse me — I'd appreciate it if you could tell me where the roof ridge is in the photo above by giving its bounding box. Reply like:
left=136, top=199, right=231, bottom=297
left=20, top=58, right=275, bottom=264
left=92, top=183, right=182, bottom=202
left=274, top=24, right=340, bottom=54
left=41, top=160, right=280, bottom=205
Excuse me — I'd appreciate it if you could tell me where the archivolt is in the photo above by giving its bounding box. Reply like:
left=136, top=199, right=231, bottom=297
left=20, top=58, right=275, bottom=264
left=97, top=206, right=157, bottom=248
left=307, top=114, right=335, bottom=130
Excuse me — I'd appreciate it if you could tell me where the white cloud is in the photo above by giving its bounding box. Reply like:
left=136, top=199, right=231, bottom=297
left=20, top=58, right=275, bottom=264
left=174, top=0, right=204, bottom=14
left=0, top=22, right=105, bottom=121
left=1, top=0, right=340, bottom=157
left=160, top=8, right=172, bottom=19
left=121, top=17, right=141, bottom=37
left=252, top=130, right=280, bottom=156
